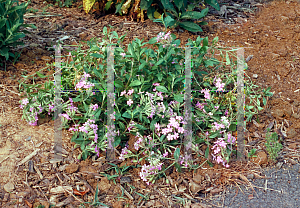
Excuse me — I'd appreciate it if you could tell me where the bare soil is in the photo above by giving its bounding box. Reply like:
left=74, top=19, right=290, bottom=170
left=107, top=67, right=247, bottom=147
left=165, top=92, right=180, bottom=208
left=0, top=0, right=299, bottom=207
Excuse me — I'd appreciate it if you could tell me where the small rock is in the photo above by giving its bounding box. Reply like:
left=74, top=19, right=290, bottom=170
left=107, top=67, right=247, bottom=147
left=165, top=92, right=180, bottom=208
left=276, top=162, right=283, bottom=169
left=65, top=163, right=79, bottom=174
left=113, top=201, right=123, bottom=208
left=150, top=195, right=155, bottom=200
left=99, top=177, right=111, bottom=192
left=292, top=113, right=300, bottom=119
left=253, top=74, right=258, bottom=78
left=120, top=176, right=131, bottom=184
left=250, top=151, right=268, bottom=166
left=79, top=32, right=87, bottom=40
left=271, top=109, right=284, bottom=118
left=288, top=158, right=297, bottom=165
left=287, top=127, right=297, bottom=139
left=190, top=181, right=202, bottom=194
left=28, top=160, right=35, bottom=173
left=4, top=182, right=14, bottom=193
left=288, top=143, right=298, bottom=149
left=145, top=200, right=155, bottom=207
left=247, top=174, right=254, bottom=179
left=193, top=174, right=203, bottom=184
left=3, top=193, right=9, bottom=201
left=284, top=108, right=292, bottom=117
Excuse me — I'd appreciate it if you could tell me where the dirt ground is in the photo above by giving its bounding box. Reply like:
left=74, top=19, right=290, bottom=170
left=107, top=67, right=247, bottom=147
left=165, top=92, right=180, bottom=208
left=0, top=0, right=300, bottom=207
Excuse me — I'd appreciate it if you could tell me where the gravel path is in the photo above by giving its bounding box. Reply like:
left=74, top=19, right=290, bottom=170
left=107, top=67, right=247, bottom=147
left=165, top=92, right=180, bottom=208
left=201, top=163, right=300, bottom=208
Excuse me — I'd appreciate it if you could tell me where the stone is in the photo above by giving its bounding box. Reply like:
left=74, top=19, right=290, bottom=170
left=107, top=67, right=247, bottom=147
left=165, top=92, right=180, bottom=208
left=99, top=177, right=111, bottom=192
left=65, top=163, right=79, bottom=174
left=287, top=127, right=297, bottom=139
left=190, top=181, right=202, bottom=194
left=112, top=201, right=123, bottom=208
left=250, top=151, right=268, bottom=166
left=271, top=109, right=284, bottom=118
left=292, top=113, right=300, bottom=119
left=193, top=174, right=203, bottom=184
left=4, top=182, right=14, bottom=193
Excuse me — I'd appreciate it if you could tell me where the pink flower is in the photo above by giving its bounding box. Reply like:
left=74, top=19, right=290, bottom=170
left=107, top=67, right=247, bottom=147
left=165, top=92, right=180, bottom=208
left=127, top=89, right=134, bottom=95
left=121, top=90, right=126, bottom=96
left=153, top=83, right=160, bottom=86
left=120, top=52, right=126, bottom=57
left=127, top=99, right=133, bottom=106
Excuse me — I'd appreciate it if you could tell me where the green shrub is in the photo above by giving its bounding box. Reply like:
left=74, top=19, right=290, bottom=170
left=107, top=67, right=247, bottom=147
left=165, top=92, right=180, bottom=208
left=0, top=0, right=36, bottom=61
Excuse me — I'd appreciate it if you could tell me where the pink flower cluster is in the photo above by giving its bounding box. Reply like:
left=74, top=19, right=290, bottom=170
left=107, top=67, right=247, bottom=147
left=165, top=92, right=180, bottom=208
left=139, top=162, right=163, bottom=185
left=75, top=72, right=95, bottom=90
left=211, top=132, right=236, bottom=168
left=155, top=115, right=184, bottom=141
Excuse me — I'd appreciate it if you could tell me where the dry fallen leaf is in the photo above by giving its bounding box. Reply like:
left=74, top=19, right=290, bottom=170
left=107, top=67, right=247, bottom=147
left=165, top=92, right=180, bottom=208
left=74, top=187, right=90, bottom=196
left=24, top=199, right=33, bottom=208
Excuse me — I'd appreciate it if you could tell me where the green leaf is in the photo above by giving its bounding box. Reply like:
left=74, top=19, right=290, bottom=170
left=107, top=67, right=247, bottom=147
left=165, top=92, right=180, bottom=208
left=0, top=47, right=9, bottom=60
left=157, top=73, right=163, bottom=81
left=36, top=71, right=46, bottom=78
left=155, top=85, right=168, bottom=93
left=202, top=37, right=208, bottom=47
left=179, top=22, right=203, bottom=33
left=205, top=146, right=209, bottom=158
left=150, top=119, right=156, bottom=131
left=91, top=53, right=103, bottom=58
left=226, top=52, right=230, bottom=65
left=263, top=97, right=267, bottom=106
left=174, top=0, right=184, bottom=10
left=174, top=147, right=180, bottom=160
left=129, top=80, right=142, bottom=87
left=104, top=0, right=113, bottom=10
left=160, top=0, right=177, bottom=15
left=134, top=124, right=148, bottom=130
left=122, top=112, right=132, bottom=119
left=159, top=134, right=166, bottom=142
left=229, top=124, right=236, bottom=131
left=140, top=0, right=153, bottom=10
left=181, top=9, right=208, bottom=20
left=163, top=15, right=175, bottom=28
left=148, top=37, right=157, bottom=44
left=174, top=94, right=184, bottom=103
left=204, top=0, right=220, bottom=10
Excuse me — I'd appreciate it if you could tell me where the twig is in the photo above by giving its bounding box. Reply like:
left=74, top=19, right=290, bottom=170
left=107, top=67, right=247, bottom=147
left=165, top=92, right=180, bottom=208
left=118, top=184, right=133, bottom=200
left=17, top=149, right=40, bottom=166
left=251, top=184, right=283, bottom=193
left=24, top=14, right=63, bottom=18
left=0, top=155, right=10, bottom=164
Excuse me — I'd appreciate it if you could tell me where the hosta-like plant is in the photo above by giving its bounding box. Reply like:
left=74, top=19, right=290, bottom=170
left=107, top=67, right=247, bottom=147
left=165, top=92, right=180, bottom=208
left=0, top=0, right=36, bottom=61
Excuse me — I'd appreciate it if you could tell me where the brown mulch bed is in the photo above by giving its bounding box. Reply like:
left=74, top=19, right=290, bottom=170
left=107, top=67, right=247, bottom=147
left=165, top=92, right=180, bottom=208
left=0, top=0, right=300, bottom=207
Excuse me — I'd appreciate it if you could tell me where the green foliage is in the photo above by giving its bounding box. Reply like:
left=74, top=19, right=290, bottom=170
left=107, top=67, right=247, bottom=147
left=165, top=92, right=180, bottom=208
left=265, top=128, right=282, bottom=161
left=143, top=0, right=219, bottom=32
left=0, top=0, right=35, bottom=61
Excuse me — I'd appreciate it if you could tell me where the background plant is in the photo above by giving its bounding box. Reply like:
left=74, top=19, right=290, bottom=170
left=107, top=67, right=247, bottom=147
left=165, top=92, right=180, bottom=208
left=0, top=0, right=36, bottom=62
left=83, top=0, right=219, bottom=32
left=265, top=128, right=282, bottom=161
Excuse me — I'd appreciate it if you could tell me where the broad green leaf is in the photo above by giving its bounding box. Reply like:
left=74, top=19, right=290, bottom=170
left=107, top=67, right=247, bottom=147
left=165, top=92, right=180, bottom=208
left=174, top=147, right=180, bottom=160
left=129, top=80, right=142, bottom=87
left=164, top=15, right=175, bottom=27
left=204, top=0, right=220, bottom=10
left=181, top=9, right=208, bottom=20
left=155, top=85, right=168, bottom=93
left=159, top=134, right=166, bottom=142
left=174, top=94, right=184, bottom=103
left=140, top=0, right=153, bottom=10
left=134, top=124, right=148, bottom=130
left=122, top=112, right=132, bottom=119
left=179, top=22, right=203, bottom=33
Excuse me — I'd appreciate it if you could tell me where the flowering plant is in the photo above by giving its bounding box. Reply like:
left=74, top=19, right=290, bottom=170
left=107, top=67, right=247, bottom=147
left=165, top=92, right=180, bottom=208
left=18, top=28, right=271, bottom=185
